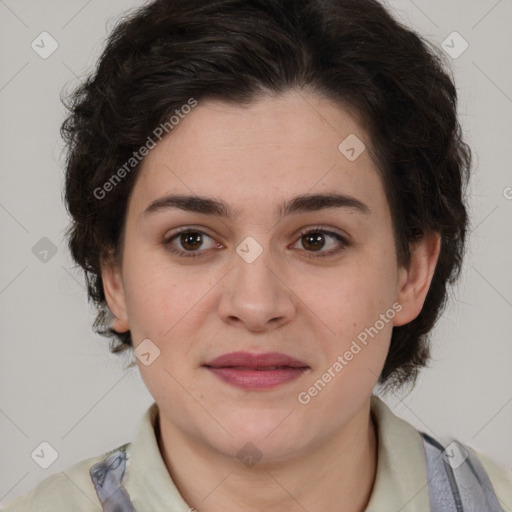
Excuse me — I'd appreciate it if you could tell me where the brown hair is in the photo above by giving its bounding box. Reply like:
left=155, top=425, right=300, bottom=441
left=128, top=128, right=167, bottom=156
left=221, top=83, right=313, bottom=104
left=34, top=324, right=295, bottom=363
left=61, top=0, right=471, bottom=388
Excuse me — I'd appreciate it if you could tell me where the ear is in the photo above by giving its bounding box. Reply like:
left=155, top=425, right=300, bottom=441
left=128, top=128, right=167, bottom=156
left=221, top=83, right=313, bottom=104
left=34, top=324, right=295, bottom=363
left=100, top=252, right=130, bottom=333
left=393, top=232, right=441, bottom=327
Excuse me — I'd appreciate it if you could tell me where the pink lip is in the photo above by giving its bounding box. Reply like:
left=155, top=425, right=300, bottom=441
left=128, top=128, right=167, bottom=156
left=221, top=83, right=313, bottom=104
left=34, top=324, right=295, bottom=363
left=203, top=351, right=309, bottom=390
left=205, top=351, right=308, bottom=368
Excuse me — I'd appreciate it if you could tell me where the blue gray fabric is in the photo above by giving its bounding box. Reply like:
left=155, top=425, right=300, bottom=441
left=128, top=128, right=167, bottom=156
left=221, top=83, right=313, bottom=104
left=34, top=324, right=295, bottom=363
left=90, top=443, right=137, bottom=512
left=421, top=432, right=504, bottom=512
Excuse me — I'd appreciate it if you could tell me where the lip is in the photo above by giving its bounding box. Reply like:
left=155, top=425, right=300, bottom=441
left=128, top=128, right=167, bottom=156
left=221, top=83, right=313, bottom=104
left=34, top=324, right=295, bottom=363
left=203, top=351, right=309, bottom=390
left=205, top=351, right=309, bottom=368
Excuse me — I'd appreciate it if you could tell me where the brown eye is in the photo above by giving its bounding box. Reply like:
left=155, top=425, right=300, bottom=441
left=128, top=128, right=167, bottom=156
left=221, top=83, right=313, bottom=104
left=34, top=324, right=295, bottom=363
left=292, top=228, right=349, bottom=258
left=179, top=231, right=203, bottom=251
left=164, top=229, right=219, bottom=258
left=301, top=232, right=326, bottom=251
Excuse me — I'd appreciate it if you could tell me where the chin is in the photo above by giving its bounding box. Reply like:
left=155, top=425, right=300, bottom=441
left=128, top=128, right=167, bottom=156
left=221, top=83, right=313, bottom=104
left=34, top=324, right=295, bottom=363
left=203, top=413, right=311, bottom=459
left=211, top=433, right=309, bottom=467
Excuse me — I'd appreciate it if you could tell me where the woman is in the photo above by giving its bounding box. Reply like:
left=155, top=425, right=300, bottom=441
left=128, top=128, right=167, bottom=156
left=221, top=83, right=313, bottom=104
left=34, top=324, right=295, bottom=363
left=4, top=0, right=511, bottom=510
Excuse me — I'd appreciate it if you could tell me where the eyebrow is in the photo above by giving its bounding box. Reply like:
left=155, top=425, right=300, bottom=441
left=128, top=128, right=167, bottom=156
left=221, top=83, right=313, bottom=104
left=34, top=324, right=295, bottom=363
left=143, top=192, right=370, bottom=219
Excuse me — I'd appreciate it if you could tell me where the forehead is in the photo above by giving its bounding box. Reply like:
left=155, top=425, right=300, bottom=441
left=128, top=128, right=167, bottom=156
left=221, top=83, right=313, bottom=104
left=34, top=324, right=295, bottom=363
left=130, top=91, right=388, bottom=220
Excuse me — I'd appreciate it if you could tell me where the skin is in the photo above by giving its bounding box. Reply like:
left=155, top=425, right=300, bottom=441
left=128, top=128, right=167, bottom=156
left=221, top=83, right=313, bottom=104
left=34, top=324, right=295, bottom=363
left=102, top=90, right=440, bottom=512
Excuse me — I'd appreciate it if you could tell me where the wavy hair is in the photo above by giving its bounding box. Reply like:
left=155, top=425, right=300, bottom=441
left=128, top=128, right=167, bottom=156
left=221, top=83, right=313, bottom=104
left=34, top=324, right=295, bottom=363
left=61, top=0, right=471, bottom=388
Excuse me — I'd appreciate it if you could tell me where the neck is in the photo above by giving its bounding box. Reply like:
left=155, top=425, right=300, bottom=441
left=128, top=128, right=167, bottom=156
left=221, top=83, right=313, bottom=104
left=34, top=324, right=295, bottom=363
left=157, top=399, right=378, bottom=512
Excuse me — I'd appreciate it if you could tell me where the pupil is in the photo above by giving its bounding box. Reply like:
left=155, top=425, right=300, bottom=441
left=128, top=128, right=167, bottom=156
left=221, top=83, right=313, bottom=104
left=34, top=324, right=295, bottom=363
left=181, top=232, right=202, bottom=250
left=303, top=233, right=324, bottom=251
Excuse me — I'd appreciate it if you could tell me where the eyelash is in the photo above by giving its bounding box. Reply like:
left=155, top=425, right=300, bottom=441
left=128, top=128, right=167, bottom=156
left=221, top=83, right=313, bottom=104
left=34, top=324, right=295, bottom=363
left=163, top=225, right=349, bottom=259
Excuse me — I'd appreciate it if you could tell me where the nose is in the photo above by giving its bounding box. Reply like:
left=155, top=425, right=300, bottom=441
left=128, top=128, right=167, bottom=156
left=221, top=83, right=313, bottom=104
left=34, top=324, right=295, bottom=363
left=217, top=243, right=297, bottom=332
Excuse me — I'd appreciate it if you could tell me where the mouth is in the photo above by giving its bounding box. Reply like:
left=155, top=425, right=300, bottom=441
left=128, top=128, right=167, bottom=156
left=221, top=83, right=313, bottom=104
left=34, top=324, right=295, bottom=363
left=203, top=351, right=310, bottom=390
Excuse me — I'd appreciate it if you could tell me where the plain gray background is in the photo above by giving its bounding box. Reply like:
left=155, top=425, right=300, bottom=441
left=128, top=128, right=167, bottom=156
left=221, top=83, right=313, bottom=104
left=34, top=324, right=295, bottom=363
left=1, top=0, right=511, bottom=506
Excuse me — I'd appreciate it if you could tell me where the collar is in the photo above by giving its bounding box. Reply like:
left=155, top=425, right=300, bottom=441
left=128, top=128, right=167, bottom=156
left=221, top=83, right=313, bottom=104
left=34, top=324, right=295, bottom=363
left=365, top=395, right=430, bottom=511
left=122, top=395, right=430, bottom=511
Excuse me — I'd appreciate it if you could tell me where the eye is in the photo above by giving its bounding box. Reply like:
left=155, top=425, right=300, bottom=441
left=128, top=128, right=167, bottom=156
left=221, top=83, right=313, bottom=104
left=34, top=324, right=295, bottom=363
left=164, top=228, right=220, bottom=258
left=291, top=226, right=349, bottom=258
left=163, top=225, right=349, bottom=259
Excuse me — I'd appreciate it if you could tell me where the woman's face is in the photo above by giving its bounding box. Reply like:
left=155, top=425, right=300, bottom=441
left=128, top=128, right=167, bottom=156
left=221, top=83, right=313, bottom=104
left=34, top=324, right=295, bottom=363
left=102, top=90, right=435, bottom=462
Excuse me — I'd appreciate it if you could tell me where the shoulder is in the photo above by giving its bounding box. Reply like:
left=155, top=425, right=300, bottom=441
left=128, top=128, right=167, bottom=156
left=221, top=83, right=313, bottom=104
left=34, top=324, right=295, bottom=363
left=420, top=430, right=512, bottom=509
left=1, top=442, right=131, bottom=512
left=369, top=395, right=512, bottom=509
left=473, top=448, right=512, bottom=508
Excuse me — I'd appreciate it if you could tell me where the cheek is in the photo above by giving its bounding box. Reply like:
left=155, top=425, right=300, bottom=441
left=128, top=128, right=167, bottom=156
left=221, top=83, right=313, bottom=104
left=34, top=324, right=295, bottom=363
left=122, top=250, right=218, bottom=345
left=120, top=245, right=177, bottom=341
left=292, top=241, right=399, bottom=377
left=296, top=247, right=399, bottom=333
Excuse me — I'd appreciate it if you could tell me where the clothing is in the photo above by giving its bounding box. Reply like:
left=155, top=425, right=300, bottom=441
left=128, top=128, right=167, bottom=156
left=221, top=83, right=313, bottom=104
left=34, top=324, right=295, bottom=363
left=420, top=432, right=506, bottom=511
left=2, top=396, right=511, bottom=511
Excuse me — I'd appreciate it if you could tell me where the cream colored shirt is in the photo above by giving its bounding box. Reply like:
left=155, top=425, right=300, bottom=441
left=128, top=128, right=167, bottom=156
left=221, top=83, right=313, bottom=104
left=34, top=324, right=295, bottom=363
left=2, top=396, right=511, bottom=511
